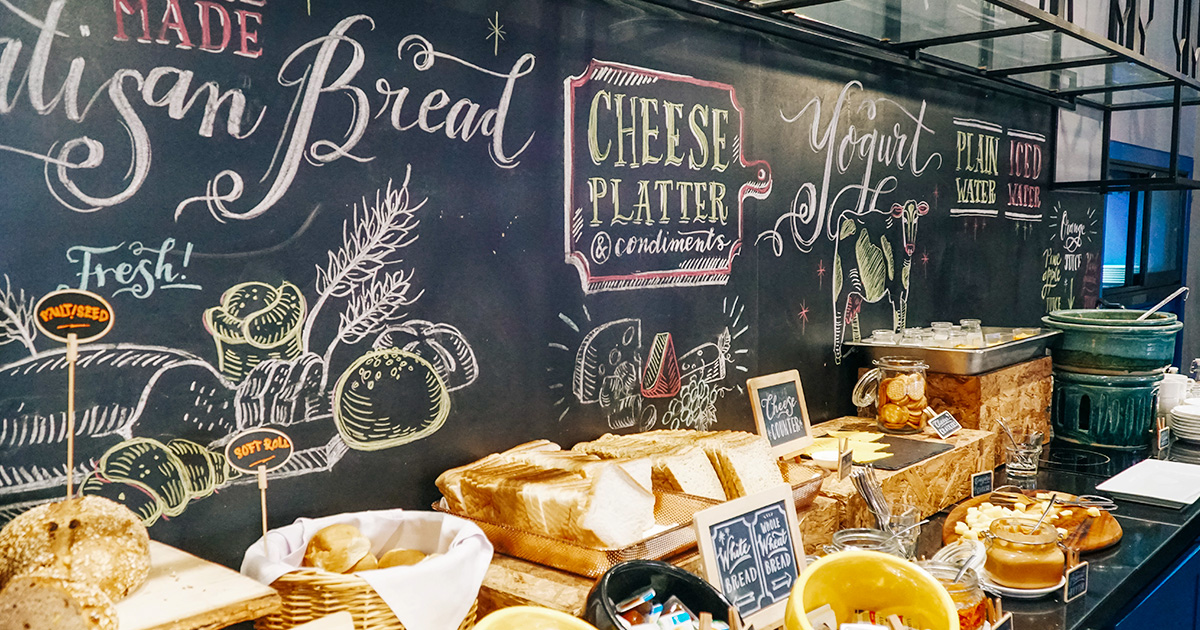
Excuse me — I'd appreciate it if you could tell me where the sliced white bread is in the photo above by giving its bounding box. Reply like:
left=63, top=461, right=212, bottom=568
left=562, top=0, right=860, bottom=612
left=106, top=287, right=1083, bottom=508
left=573, top=435, right=725, bottom=501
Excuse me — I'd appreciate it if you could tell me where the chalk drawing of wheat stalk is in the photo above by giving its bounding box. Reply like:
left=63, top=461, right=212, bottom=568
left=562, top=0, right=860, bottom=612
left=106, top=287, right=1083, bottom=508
left=303, top=166, right=426, bottom=388
left=0, top=274, right=37, bottom=357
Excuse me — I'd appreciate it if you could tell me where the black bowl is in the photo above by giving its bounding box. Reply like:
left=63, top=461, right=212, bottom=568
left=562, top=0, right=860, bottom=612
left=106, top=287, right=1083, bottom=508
left=584, top=560, right=733, bottom=630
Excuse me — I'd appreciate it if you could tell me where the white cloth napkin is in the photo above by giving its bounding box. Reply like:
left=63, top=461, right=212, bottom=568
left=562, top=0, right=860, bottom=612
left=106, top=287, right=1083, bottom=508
left=241, top=509, right=493, bottom=630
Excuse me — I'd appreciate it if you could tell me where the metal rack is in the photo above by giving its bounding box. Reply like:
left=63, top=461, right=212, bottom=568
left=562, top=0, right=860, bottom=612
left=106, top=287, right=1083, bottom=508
left=638, top=0, right=1200, bottom=192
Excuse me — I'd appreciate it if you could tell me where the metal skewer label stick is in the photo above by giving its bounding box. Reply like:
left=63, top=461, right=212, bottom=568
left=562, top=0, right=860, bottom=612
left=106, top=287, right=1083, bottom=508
left=33, top=290, right=115, bottom=499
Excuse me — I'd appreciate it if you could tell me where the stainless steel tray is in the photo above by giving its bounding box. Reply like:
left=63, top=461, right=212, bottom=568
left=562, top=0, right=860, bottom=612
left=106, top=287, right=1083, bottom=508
left=845, top=327, right=1060, bottom=375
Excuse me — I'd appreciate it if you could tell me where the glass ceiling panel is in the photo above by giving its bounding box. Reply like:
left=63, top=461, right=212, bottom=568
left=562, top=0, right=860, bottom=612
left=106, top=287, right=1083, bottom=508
left=923, top=29, right=1108, bottom=71
left=781, top=0, right=1034, bottom=44
left=1079, top=84, right=1200, bottom=107
left=1010, top=62, right=1164, bottom=91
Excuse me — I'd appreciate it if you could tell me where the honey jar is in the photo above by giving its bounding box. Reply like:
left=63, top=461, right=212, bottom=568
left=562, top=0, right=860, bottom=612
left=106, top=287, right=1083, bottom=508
left=917, top=561, right=986, bottom=630
left=982, top=517, right=1065, bottom=590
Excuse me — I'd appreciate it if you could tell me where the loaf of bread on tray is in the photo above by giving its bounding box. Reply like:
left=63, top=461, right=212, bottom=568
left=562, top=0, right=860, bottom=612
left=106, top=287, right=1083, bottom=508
left=574, top=430, right=785, bottom=501
left=0, top=496, right=151, bottom=601
left=436, top=442, right=655, bottom=548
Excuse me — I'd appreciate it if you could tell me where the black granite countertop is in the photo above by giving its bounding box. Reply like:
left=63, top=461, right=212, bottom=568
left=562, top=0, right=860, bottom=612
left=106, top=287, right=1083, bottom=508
left=915, top=440, right=1200, bottom=630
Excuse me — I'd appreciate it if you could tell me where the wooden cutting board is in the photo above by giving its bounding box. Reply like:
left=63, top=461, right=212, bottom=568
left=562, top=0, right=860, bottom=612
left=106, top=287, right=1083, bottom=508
left=942, top=490, right=1123, bottom=553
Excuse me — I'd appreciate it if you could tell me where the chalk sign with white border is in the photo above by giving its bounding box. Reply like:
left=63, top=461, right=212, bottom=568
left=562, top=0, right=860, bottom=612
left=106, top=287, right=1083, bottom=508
left=747, top=370, right=814, bottom=459
left=694, top=483, right=805, bottom=630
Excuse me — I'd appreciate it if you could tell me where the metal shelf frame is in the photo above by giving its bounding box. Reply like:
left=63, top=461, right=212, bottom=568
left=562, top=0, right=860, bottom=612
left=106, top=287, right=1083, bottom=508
left=636, top=0, right=1200, bottom=192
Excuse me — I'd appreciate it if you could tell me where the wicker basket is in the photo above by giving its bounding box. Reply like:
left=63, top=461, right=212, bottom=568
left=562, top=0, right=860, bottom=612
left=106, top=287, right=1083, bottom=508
left=256, top=568, right=478, bottom=630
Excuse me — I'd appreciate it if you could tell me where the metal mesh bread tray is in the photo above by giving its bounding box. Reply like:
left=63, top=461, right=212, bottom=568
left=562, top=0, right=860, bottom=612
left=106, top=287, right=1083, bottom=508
left=432, top=491, right=717, bottom=578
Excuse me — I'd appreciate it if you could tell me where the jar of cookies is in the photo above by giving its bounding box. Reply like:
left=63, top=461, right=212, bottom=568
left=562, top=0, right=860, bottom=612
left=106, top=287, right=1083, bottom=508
left=851, top=356, right=928, bottom=434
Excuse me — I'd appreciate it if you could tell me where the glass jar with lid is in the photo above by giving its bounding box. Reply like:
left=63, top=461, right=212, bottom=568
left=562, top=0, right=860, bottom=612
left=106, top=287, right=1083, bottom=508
left=982, top=517, right=1065, bottom=590
left=851, top=356, right=928, bottom=434
left=821, top=528, right=905, bottom=558
left=917, top=561, right=987, bottom=630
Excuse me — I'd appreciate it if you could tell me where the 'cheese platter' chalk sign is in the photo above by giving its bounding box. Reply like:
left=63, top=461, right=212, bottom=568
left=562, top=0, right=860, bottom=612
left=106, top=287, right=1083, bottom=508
left=747, top=370, right=814, bottom=459
left=694, top=484, right=805, bottom=630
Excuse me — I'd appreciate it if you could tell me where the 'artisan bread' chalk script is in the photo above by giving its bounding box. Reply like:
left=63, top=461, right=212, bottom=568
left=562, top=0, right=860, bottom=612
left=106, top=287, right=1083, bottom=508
left=0, top=2, right=535, bottom=220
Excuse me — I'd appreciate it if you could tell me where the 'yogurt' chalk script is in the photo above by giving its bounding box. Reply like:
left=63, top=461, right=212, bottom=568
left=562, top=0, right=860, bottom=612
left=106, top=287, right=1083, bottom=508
left=0, top=1, right=535, bottom=220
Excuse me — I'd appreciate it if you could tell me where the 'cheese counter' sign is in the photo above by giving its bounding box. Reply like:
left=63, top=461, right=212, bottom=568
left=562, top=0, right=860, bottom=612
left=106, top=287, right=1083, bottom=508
left=694, top=485, right=804, bottom=630
left=225, top=428, right=294, bottom=474
left=747, top=370, right=814, bottom=458
left=34, top=289, right=114, bottom=343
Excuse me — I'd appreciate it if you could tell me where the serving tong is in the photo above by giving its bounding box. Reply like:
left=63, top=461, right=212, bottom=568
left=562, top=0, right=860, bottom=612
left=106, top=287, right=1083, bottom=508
left=990, top=485, right=1117, bottom=512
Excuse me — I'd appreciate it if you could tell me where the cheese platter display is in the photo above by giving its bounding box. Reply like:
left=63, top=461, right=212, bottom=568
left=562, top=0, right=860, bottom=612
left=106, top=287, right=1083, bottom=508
left=943, top=488, right=1123, bottom=553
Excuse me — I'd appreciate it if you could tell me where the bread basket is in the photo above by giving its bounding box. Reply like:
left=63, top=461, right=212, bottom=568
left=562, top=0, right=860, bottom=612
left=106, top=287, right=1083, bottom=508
left=256, top=569, right=477, bottom=630
left=243, top=509, right=490, bottom=630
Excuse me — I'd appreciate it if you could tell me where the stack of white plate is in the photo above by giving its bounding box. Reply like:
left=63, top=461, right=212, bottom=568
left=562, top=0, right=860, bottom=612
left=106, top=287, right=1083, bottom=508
left=1170, top=404, right=1200, bottom=444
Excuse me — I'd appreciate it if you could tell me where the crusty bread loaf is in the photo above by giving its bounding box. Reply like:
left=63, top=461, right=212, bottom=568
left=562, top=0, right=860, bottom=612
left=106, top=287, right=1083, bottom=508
left=573, top=435, right=725, bottom=501
left=0, top=572, right=118, bottom=630
left=0, top=496, right=150, bottom=601
left=302, top=523, right=372, bottom=573
left=437, top=446, right=655, bottom=548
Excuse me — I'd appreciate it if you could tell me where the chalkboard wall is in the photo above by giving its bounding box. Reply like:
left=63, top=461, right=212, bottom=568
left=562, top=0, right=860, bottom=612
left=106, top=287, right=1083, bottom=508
left=0, top=0, right=1102, bottom=566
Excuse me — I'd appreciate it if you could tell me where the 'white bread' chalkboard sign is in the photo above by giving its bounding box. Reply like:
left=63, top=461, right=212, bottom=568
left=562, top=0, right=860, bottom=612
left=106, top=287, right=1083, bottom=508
left=694, top=484, right=804, bottom=630
left=747, top=370, right=814, bottom=459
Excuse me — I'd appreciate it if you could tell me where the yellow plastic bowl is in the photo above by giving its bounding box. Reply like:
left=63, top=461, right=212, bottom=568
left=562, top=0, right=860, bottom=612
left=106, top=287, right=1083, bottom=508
left=785, top=549, right=959, bottom=630
left=475, top=606, right=600, bottom=630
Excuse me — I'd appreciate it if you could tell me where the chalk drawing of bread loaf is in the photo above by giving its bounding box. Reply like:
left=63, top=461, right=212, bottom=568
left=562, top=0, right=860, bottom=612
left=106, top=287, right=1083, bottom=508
left=203, top=281, right=306, bottom=383
left=332, top=349, right=450, bottom=451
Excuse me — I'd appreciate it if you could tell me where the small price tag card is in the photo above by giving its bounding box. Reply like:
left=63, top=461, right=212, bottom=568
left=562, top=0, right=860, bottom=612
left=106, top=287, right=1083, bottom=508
left=1157, top=416, right=1172, bottom=452
left=1064, top=560, right=1089, bottom=603
left=837, top=438, right=853, bottom=481
left=929, top=411, right=962, bottom=439
left=972, top=470, right=993, bottom=497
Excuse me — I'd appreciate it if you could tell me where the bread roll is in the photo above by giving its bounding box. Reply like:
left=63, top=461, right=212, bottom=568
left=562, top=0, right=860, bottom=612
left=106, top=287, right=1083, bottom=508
left=0, top=572, right=118, bottom=630
left=0, top=496, right=150, bottom=601
left=348, top=552, right=378, bottom=572
left=378, top=548, right=426, bottom=568
left=302, top=524, right=372, bottom=573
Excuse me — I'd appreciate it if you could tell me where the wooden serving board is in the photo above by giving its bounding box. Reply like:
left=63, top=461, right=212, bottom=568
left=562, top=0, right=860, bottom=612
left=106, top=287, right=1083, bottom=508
left=116, top=541, right=280, bottom=630
left=942, top=490, right=1123, bottom=553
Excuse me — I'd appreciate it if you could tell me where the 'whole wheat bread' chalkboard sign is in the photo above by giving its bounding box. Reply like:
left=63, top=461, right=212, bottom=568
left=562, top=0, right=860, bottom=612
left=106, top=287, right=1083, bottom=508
left=747, top=370, right=814, bottom=459
left=694, top=484, right=805, bottom=630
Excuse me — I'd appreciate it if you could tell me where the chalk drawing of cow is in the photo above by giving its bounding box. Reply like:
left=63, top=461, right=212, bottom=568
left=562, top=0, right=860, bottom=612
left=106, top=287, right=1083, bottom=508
left=831, top=199, right=929, bottom=363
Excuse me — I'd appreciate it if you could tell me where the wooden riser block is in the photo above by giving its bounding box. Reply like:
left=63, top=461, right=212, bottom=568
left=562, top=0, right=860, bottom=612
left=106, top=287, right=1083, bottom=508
left=860, top=357, right=1051, bottom=468
left=814, top=417, right=998, bottom=530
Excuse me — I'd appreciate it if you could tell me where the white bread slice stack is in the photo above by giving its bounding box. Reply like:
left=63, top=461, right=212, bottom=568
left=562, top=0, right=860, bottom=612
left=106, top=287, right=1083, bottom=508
left=573, top=434, right=725, bottom=501
left=436, top=442, right=655, bottom=548
left=579, top=430, right=784, bottom=500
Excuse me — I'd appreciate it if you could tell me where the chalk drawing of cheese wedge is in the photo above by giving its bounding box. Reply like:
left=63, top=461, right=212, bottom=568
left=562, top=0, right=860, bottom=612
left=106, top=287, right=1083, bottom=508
left=573, top=319, right=642, bottom=405
left=203, top=281, right=306, bottom=384
left=678, top=328, right=732, bottom=384
left=333, top=349, right=450, bottom=451
left=641, top=332, right=681, bottom=398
